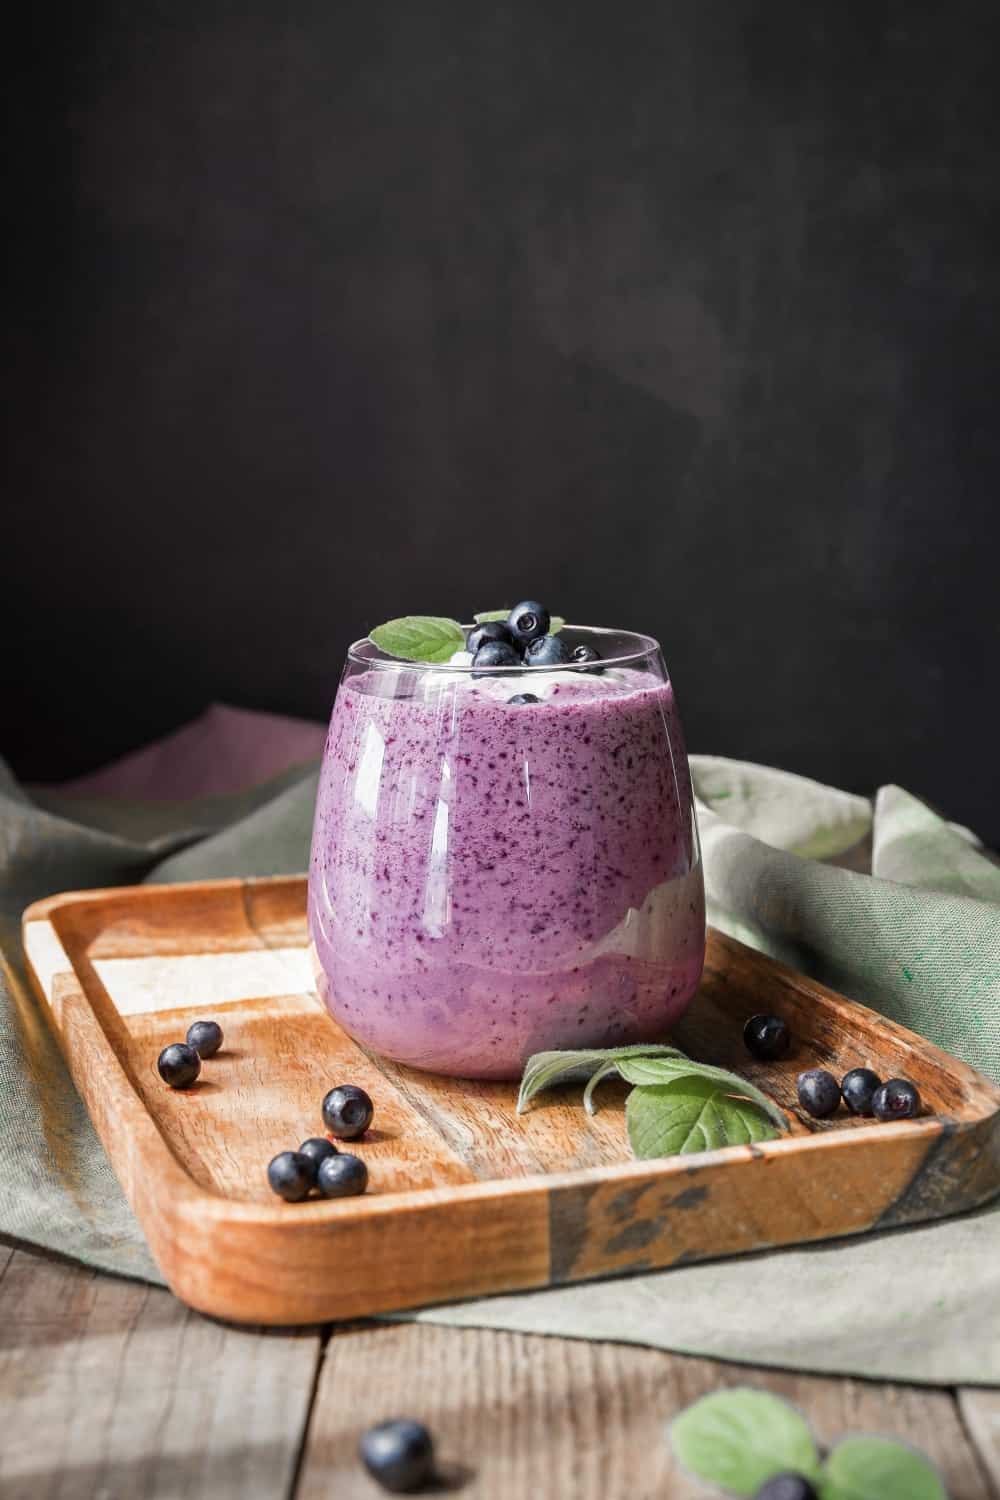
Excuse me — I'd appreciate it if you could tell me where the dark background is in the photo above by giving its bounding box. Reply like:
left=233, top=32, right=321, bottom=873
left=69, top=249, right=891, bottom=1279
left=4, top=3, right=998, bottom=837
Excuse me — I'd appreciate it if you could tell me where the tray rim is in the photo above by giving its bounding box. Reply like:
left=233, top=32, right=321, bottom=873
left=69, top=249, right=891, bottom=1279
left=22, top=875, right=1000, bottom=1324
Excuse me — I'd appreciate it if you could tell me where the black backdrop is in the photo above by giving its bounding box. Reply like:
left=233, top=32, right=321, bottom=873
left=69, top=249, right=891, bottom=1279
left=4, top=3, right=998, bottom=839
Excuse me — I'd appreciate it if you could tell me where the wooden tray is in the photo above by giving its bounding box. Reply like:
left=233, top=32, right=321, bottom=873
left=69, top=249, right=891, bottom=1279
left=23, top=876, right=1000, bottom=1326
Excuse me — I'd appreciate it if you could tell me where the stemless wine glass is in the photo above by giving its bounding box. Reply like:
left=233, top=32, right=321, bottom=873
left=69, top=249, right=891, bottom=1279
left=307, top=626, right=705, bottom=1079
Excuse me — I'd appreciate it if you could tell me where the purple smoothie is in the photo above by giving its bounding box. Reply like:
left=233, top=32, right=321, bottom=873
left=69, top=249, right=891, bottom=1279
left=308, top=660, right=705, bottom=1078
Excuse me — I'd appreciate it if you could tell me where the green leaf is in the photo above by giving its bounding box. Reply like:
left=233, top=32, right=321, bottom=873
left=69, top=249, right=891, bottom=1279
left=626, top=1077, right=780, bottom=1158
left=820, top=1437, right=948, bottom=1500
left=516, top=1044, right=683, bottom=1115
left=369, top=616, right=465, bottom=663
left=473, top=609, right=566, bottom=632
left=669, top=1388, right=821, bottom=1495
left=616, top=1056, right=788, bottom=1131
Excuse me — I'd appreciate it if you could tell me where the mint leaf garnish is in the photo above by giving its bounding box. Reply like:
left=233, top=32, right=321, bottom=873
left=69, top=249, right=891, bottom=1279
left=627, top=1077, right=780, bottom=1157
left=474, top=609, right=566, bottom=632
left=369, top=617, right=465, bottom=663
left=669, top=1389, right=821, bottom=1495
left=516, top=1044, right=683, bottom=1115
left=820, top=1437, right=947, bottom=1500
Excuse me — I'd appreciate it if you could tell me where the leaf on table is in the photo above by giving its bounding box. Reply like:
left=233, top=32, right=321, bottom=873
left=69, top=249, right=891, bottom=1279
left=626, top=1076, right=780, bottom=1158
left=669, top=1388, right=821, bottom=1495
left=516, top=1044, right=683, bottom=1115
left=369, top=616, right=465, bottom=663
left=819, top=1437, right=948, bottom=1500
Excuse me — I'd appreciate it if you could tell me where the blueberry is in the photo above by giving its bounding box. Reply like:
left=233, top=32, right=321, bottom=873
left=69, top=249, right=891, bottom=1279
left=322, top=1083, right=374, bottom=1139
left=472, top=639, right=521, bottom=672
left=359, top=1418, right=435, bottom=1493
left=157, top=1042, right=201, bottom=1089
left=317, top=1152, right=369, bottom=1198
left=508, top=693, right=541, bottom=705
left=507, top=600, right=551, bottom=646
left=841, top=1067, right=882, bottom=1116
left=743, top=1013, right=791, bottom=1061
left=467, top=620, right=514, bottom=656
left=299, top=1136, right=339, bottom=1173
left=872, top=1077, right=921, bottom=1121
left=755, top=1476, right=819, bottom=1500
left=267, top=1150, right=315, bottom=1202
left=523, top=634, right=572, bottom=667
left=796, top=1068, right=841, bottom=1118
left=185, top=1019, right=223, bottom=1058
left=571, top=643, right=601, bottom=664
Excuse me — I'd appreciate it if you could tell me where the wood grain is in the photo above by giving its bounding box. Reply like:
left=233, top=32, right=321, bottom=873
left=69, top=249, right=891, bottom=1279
left=297, top=1322, right=993, bottom=1500
left=0, top=1246, right=321, bottom=1500
left=959, top=1391, right=1000, bottom=1495
left=20, top=875, right=1000, bottom=1326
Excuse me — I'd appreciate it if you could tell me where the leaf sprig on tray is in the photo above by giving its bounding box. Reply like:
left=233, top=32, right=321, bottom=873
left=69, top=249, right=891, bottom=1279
left=517, top=1043, right=787, bottom=1159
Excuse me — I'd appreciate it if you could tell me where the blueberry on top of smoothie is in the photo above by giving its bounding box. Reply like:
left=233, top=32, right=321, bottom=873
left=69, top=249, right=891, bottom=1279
left=467, top=619, right=515, bottom=656
left=472, top=639, right=521, bottom=672
left=507, top=601, right=550, bottom=645
left=524, top=633, right=572, bottom=667
left=571, top=643, right=601, bottom=664
left=509, top=693, right=541, bottom=705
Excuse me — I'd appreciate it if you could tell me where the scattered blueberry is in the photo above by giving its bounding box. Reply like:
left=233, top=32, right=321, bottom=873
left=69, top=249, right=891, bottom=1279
left=743, top=1014, right=791, bottom=1061
left=872, top=1078, right=921, bottom=1121
left=185, top=1019, right=223, bottom=1058
left=841, top=1067, right=882, bottom=1116
left=570, top=643, right=601, bottom=664
left=472, top=639, right=521, bottom=672
left=267, top=1150, right=315, bottom=1202
left=508, top=692, right=541, bottom=705
left=467, top=619, right=514, bottom=656
left=507, top=600, right=551, bottom=646
left=523, top=633, right=572, bottom=667
left=317, top=1152, right=369, bottom=1198
left=299, top=1136, right=339, bottom=1173
left=797, top=1069, right=841, bottom=1118
left=359, top=1419, right=435, bottom=1494
left=322, top=1083, right=375, bottom=1139
left=755, top=1476, right=819, bottom=1500
left=157, top=1042, right=201, bottom=1089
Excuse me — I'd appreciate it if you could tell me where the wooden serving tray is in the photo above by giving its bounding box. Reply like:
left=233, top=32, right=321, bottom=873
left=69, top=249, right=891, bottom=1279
left=23, top=876, right=1000, bottom=1326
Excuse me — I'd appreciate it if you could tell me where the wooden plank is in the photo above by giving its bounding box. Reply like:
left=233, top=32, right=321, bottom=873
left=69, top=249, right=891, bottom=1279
left=19, top=876, right=1000, bottom=1326
left=296, top=1323, right=993, bottom=1500
left=0, top=1245, right=322, bottom=1500
left=959, top=1390, right=1000, bottom=1495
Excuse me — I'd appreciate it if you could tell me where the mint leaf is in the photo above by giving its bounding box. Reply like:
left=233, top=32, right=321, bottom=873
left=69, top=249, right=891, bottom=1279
left=473, top=609, right=566, bottom=632
left=820, top=1438, right=947, bottom=1500
left=617, top=1056, right=787, bottom=1131
left=516, top=1044, right=683, bottom=1115
left=626, top=1076, right=780, bottom=1158
left=670, top=1389, right=821, bottom=1495
left=369, top=616, right=465, bottom=663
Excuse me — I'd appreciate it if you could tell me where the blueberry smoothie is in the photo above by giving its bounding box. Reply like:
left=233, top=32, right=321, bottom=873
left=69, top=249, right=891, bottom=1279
left=308, top=626, right=705, bottom=1079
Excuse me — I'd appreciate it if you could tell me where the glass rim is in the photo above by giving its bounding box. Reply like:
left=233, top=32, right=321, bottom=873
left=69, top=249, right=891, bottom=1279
left=347, top=624, right=663, bottom=673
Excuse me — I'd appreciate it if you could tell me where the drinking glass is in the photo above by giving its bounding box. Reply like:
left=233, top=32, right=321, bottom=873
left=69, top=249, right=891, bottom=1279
left=308, top=626, right=705, bottom=1079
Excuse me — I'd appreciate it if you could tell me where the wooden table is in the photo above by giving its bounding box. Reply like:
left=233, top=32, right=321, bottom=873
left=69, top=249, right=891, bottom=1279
left=1, top=1236, right=997, bottom=1498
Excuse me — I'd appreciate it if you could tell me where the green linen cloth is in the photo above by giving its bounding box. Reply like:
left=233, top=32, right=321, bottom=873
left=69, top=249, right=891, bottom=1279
left=2, top=742, right=998, bottom=1382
